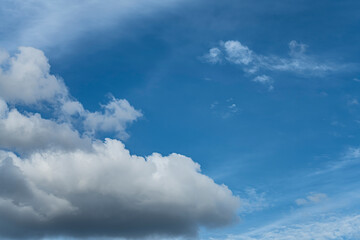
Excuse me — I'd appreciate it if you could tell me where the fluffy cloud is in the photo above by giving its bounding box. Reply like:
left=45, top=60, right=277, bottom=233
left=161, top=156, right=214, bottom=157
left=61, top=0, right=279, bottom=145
left=0, top=46, right=240, bottom=239
left=223, top=41, right=253, bottom=65
left=0, top=47, right=67, bottom=104
left=61, top=98, right=142, bottom=140
left=83, top=98, right=142, bottom=140
left=0, top=47, right=142, bottom=140
left=0, top=139, right=239, bottom=239
left=0, top=99, right=91, bottom=154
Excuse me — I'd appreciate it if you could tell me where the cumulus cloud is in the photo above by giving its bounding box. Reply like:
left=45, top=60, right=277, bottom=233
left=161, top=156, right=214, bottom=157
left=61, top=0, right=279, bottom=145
left=0, top=47, right=67, bottom=104
left=0, top=46, right=240, bottom=239
left=61, top=98, right=142, bottom=140
left=0, top=140, right=239, bottom=239
left=0, top=99, right=91, bottom=154
left=83, top=98, right=142, bottom=140
left=0, top=47, right=142, bottom=141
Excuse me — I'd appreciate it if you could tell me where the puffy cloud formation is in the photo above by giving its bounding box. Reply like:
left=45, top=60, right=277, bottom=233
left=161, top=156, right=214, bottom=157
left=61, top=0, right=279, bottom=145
left=0, top=47, right=142, bottom=140
left=0, top=47, right=240, bottom=239
left=83, top=98, right=143, bottom=139
left=62, top=98, right=143, bottom=140
left=0, top=140, right=239, bottom=239
left=224, top=41, right=253, bottom=65
left=0, top=47, right=67, bottom=104
left=0, top=99, right=91, bottom=154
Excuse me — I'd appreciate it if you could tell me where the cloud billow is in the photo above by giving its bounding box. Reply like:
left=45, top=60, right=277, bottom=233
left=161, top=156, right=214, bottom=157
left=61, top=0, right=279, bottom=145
left=0, top=47, right=240, bottom=239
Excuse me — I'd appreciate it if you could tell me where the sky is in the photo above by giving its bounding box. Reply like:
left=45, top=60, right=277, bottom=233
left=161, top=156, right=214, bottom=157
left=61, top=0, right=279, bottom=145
left=1, top=0, right=360, bottom=239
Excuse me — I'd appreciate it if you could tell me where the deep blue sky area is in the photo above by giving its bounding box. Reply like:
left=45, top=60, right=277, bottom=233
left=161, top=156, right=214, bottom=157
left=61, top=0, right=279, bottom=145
left=1, top=0, right=360, bottom=239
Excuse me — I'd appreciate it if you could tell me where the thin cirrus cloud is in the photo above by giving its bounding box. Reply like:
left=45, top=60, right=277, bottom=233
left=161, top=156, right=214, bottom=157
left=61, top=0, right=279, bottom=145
left=210, top=99, right=240, bottom=119
left=312, top=146, right=360, bottom=176
left=0, top=0, right=189, bottom=50
left=203, top=40, right=342, bottom=90
left=221, top=187, right=360, bottom=240
left=0, top=47, right=240, bottom=239
left=225, top=214, right=360, bottom=240
left=295, top=192, right=327, bottom=206
left=238, top=188, right=269, bottom=214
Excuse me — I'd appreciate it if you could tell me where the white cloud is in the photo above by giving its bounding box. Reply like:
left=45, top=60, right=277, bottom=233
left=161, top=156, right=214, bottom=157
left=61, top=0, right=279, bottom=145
left=202, top=40, right=340, bottom=85
left=203, top=48, right=223, bottom=64
left=0, top=139, right=240, bottom=238
left=0, top=47, right=142, bottom=141
left=0, top=99, right=91, bottom=154
left=223, top=41, right=253, bottom=65
left=252, top=75, right=274, bottom=91
left=0, top=47, right=67, bottom=104
left=0, top=46, right=240, bottom=238
left=61, top=97, right=142, bottom=140
left=1, top=0, right=189, bottom=50
left=83, top=98, right=142, bottom=140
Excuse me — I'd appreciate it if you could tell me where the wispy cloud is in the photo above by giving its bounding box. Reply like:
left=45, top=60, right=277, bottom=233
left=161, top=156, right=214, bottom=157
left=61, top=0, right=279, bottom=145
left=295, top=192, right=327, bottom=206
left=252, top=75, right=274, bottom=91
left=217, top=188, right=360, bottom=240
left=238, top=188, right=269, bottom=214
left=210, top=98, right=240, bottom=119
left=312, top=146, right=360, bottom=175
left=203, top=40, right=347, bottom=90
left=0, top=0, right=189, bottom=50
left=225, top=214, right=360, bottom=240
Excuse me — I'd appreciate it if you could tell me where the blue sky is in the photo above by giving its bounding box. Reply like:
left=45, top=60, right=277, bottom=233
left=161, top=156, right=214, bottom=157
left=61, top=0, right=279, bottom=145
left=1, top=0, right=360, bottom=239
